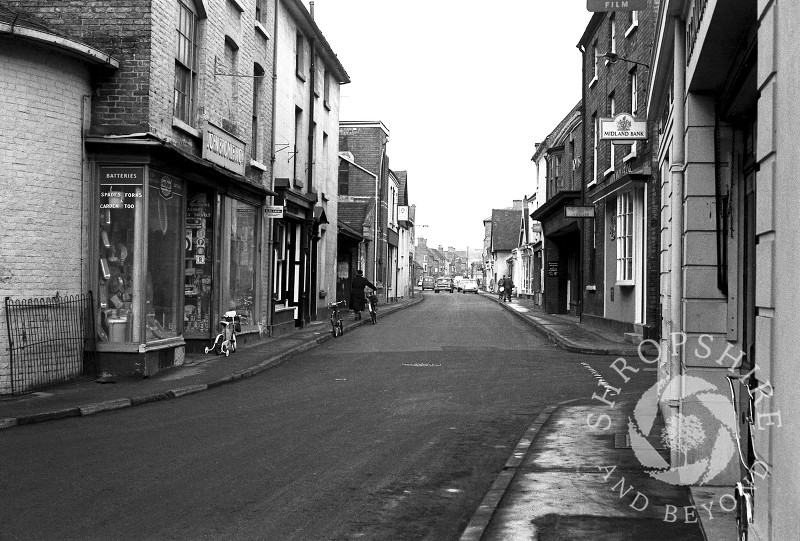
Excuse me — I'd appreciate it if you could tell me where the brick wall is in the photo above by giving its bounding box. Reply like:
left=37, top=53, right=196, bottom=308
left=580, top=6, right=659, bottom=335
left=0, top=39, right=93, bottom=393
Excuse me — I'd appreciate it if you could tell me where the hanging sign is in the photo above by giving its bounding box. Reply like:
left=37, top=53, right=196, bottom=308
left=265, top=205, right=284, bottom=219
left=599, top=113, right=648, bottom=141
left=587, top=0, right=647, bottom=12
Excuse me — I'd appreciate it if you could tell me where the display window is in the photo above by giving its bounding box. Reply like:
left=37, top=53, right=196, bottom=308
left=184, top=186, right=214, bottom=338
left=97, top=166, right=144, bottom=343
left=223, top=198, right=259, bottom=329
left=145, top=170, right=184, bottom=341
left=97, top=166, right=185, bottom=345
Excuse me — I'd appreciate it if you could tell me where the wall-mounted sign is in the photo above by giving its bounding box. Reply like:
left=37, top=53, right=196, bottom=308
left=265, top=205, right=284, bottom=219
left=565, top=206, right=596, bottom=218
left=587, top=0, right=647, bottom=12
left=547, top=261, right=559, bottom=277
left=398, top=206, right=409, bottom=221
left=599, top=113, right=648, bottom=141
left=203, top=122, right=246, bottom=175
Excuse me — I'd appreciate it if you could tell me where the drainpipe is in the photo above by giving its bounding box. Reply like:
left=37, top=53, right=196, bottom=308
left=266, top=0, right=280, bottom=335
left=669, top=16, right=687, bottom=465
left=578, top=42, right=587, bottom=323
left=307, top=35, right=317, bottom=322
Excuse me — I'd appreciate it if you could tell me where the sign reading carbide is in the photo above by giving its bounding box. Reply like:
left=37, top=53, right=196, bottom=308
left=599, top=113, right=648, bottom=141
left=587, top=0, right=647, bottom=12
left=203, top=122, right=246, bottom=175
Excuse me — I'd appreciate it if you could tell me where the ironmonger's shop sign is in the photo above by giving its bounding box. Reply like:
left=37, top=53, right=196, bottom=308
left=599, top=113, right=648, bottom=141
left=203, top=122, right=246, bottom=175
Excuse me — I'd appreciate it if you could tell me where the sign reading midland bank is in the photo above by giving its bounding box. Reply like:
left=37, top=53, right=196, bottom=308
left=599, top=113, right=648, bottom=141
left=203, top=122, right=246, bottom=176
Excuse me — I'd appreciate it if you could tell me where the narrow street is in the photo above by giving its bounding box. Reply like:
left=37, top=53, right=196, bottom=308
left=3, top=294, right=630, bottom=540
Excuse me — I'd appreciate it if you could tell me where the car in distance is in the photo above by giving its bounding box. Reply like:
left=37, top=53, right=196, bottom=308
left=434, top=277, right=454, bottom=293
left=461, top=279, right=478, bottom=293
left=421, top=277, right=436, bottom=291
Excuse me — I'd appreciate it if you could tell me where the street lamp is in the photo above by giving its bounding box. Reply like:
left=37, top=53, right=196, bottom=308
left=597, top=51, right=650, bottom=70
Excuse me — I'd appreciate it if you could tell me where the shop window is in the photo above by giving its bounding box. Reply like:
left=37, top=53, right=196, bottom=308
left=224, top=199, right=258, bottom=328
left=184, top=188, right=214, bottom=338
left=146, top=172, right=184, bottom=341
left=274, top=222, right=287, bottom=302
left=98, top=167, right=144, bottom=343
left=616, top=192, right=634, bottom=284
left=174, top=0, right=198, bottom=124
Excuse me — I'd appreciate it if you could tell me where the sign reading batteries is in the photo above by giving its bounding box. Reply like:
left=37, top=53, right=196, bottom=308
left=599, top=113, right=648, bottom=142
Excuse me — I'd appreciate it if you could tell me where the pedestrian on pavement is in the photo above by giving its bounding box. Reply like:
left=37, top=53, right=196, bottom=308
left=349, top=269, right=377, bottom=320
left=503, top=275, right=514, bottom=302
left=498, top=275, right=506, bottom=301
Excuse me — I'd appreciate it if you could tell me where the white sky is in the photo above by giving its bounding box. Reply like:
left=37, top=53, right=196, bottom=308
left=307, top=0, right=593, bottom=253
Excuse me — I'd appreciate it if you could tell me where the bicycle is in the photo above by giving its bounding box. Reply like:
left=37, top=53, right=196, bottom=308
left=366, top=292, right=378, bottom=324
left=205, top=310, right=239, bottom=356
left=329, top=300, right=346, bottom=337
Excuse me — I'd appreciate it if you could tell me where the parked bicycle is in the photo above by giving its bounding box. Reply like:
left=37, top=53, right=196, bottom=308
left=205, top=309, right=239, bottom=356
left=329, top=300, right=346, bottom=337
left=366, top=292, right=378, bottom=324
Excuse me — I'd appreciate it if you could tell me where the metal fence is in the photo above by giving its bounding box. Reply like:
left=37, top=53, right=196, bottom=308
left=5, top=293, right=96, bottom=395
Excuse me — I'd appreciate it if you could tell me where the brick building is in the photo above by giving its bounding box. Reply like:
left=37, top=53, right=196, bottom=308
left=338, top=121, right=399, bottom=304
left=577, top=7, right=659, bottom=339
left=0, top=2, right=119, bottom=394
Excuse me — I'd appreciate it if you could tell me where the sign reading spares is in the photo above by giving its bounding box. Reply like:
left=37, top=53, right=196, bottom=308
left=599, top=113, right=648, bottom=141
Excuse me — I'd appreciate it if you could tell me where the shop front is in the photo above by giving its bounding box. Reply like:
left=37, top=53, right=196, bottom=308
left=531, top=191, right=582, bottom=315
left=89, top=133, right=271, bottom=376
left=270, top=178, right=316, bottom=333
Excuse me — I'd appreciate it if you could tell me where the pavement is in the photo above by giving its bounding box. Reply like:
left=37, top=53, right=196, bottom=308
left=2, top=289, right=736, bottom=540
left=0, top=295, right=423, bottom=430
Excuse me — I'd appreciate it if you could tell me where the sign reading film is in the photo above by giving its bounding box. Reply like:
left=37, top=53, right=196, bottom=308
left=587, top=0, right=647, bottom=12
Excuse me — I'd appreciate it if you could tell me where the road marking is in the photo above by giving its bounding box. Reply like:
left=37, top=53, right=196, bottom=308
left=401, top=363, right=442, bottom=367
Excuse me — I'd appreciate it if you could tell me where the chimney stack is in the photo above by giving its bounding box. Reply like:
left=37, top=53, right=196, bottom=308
left=309, top=1, right=314, bottom=18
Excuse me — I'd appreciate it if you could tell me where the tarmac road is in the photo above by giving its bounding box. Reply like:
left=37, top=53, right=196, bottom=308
left=2, top=292, right=621, bottom=541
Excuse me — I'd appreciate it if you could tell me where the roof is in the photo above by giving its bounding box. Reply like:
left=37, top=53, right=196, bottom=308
left=491, top=209, right=523, bottom=252
left=532, top=101, right=582, bottom=162
left=338, top=201, right=368, bottom=231
left=0, top=1, right=119, bottom=68
left=283, top=0, right=350, bottom=84
left=393, top=170, right=408, bottom=206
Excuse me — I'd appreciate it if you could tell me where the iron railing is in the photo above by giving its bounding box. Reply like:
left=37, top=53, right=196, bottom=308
left=5, top=293, right=95, bottom=395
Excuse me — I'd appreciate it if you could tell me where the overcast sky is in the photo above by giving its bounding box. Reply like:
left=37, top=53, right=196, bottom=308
left=307, top=1, right=592, bottom=254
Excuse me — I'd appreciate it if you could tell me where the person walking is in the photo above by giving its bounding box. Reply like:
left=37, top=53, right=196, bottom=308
left=503, top=275, right=514, bottom=302
left=349, top=269, right=377, bottom=320
left=498, top=275, right=506, bottom=301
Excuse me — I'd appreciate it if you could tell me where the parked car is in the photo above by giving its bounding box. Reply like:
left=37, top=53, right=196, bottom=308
left=461, top=279, right=478, bottom=293
left=421, top=277, right=435, bottom=290
left=434, top=277, right=454, bottom=293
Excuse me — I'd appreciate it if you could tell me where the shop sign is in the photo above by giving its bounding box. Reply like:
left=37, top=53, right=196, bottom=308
left=398, top=206, right=409, bottom=221
left=587, top=0, right=647, bottom=12
left=203, top=122, right=246, bottom=176
left=599, top=113, right=648, bottom=141
left=565, top=205, right=596, bottom=218
left=547, top=261, right=559, bottom=277
left=265, top=205, right=284, bottom=219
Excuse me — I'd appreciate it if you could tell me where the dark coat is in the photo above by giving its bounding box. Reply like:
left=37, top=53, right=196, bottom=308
left=503, top=277, right=514, bottom=291
left=349, top=275, right=376, bottom=311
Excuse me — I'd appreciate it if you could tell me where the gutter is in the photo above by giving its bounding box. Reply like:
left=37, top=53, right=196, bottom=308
left=0, top=22, right=119, bottom=68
